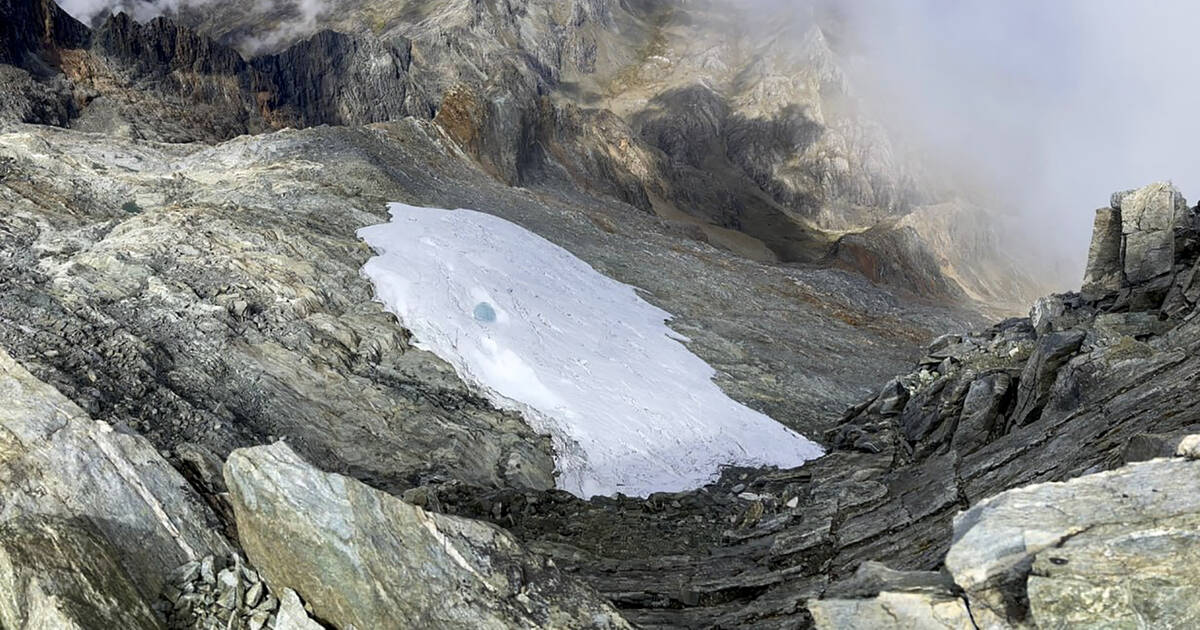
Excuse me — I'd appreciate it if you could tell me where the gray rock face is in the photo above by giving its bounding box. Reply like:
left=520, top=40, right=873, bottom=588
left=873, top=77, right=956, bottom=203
left=0, top=345, right=231, bottom=626
left=4, top=1, right=1197, bottom=626
left=251, top=29, right=428, bottom=128
left=947, top=457, right=1200, bottom=629
left=0, top=516, right=163, bottom=630
left=808, top=563, right=974, bottom=630
left=1008, top=329, right=1085, bottom=428
left=4, top=0, right=1047, bottom=303
left=0, top=0, right=90, bottom=68
left=1119, top=181, right=1189, bottom=285
left=0, top=119, right=966, bottom=502
left=1080, top=207, right=1123, bottom=300
left=224, top=442, right=631, bottom=630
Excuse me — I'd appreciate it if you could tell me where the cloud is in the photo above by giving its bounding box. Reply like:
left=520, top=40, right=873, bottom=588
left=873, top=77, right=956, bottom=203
left=825, top=1, right=1200, bottom=283
left=55, top=0, right=328, bottom=55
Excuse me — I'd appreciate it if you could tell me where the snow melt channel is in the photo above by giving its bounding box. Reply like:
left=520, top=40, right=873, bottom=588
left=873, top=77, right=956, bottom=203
left=358, top=204, right=823, bottom=498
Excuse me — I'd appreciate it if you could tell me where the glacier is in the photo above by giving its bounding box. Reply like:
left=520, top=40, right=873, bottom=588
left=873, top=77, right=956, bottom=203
left=358, top=204, right=823, bottom=498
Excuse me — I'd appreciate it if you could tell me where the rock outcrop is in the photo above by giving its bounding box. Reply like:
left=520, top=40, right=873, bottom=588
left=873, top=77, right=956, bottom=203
left=224, top=441, right=631, bottom=630
left=1082, top=181, right=1199, bottom=309
left=947, top=456, right=1200, bottom=629
left=809, top=452, right=1200, bottom=630
left=0, top=345, right=231, bottom=626
left=1080, top=206, right=1123, bottom=300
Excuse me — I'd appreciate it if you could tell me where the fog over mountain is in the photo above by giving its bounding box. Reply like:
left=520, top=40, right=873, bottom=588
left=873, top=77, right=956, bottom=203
left=832, top=1, right=1200, bottom=283
left=54, top=0, right=1200, bottom=287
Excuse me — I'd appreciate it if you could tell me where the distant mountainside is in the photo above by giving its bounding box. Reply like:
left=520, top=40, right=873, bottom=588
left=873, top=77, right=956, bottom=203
left=5, top=0, right=1047, bottom=310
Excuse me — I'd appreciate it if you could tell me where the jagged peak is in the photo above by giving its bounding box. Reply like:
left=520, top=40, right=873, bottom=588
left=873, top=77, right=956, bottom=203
left=0, top=0, right=91, bottom=70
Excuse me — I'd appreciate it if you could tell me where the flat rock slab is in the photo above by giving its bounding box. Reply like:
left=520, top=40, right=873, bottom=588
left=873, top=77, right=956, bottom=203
left=947, top=457, right=1200, bottom=629
left=224, top=441, right=632, bottom=630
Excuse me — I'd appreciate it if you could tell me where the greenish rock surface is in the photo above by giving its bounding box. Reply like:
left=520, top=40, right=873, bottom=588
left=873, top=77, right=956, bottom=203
left=224, top=441, right=632, bottom=630
left=0, top=344, right=230, bottom=627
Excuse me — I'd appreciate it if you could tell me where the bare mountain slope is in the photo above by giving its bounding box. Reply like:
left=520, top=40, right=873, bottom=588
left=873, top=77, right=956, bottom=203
left=9, top=0, right=1046, bottom=306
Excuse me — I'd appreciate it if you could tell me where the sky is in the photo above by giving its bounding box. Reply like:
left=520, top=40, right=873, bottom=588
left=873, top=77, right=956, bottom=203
left=829, top=0, right=1200, bottom=283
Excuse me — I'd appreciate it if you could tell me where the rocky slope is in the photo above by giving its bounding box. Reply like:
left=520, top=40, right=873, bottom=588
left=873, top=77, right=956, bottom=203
left=2, top=1, right=1197, bottom=629
left=2, top=176, right=1197, bottom=630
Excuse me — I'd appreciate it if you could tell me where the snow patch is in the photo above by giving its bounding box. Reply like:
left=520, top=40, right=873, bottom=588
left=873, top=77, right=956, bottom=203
left=358, top=204, right=823, bottom=498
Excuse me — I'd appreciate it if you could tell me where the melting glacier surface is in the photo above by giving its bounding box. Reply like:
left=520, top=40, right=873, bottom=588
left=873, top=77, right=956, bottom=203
left=358, top=204, right=823, bottom=498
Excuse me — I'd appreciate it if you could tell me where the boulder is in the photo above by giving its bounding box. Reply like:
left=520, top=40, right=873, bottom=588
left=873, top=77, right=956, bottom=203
left=224, top=442, right=631, bottom=630
left=946, top=458, right=1200, bottom=629
left=1029, top=295, right=1067, bottom=335
left=1008, top=329, right=1085, bottom=428
left=1177, top=434, right=1200, bottom=459
left=951, top=372, right=1012, bottom=455
left=0, top=347, right=231, bottom=626
left=866, top=378, right=910, bottom=417
left=276, top=588, right=323, bottom=630
left=1081, top=207, right=1123, bottom=301
left=807, top=562, right=974, bottom=630
left=1119, top=182, right=1188, bottom=285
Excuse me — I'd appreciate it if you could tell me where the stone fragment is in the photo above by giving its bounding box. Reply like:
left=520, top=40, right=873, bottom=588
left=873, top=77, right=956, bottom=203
left=244, top=581, right=265, bottom=608
left=1177, top=434, right=1200, bottom=459
left=867, top=378, right=909, bottom=417
left=952, top=372, right=1012, bottom=454
left=171, top=560, right=202, bottom=586
left=276, top=588, right=323, bottom=630
left=1008, top=330, right=1085, bottom=428
left=224, top=442, right=632, bottom=630
left=1029, top=295, right=1067, bottom=335
left=216, top=567, right=239, bottom=609
left=200, top=555, right=216, bottom=585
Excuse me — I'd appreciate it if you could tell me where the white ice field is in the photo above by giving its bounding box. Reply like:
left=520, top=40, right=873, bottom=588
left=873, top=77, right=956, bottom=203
left=358, top=204, right=823, bottom=498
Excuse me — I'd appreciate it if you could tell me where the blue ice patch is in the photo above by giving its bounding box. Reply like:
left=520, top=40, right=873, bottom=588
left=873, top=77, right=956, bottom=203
left=473, top=301, right=497, bottom=323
